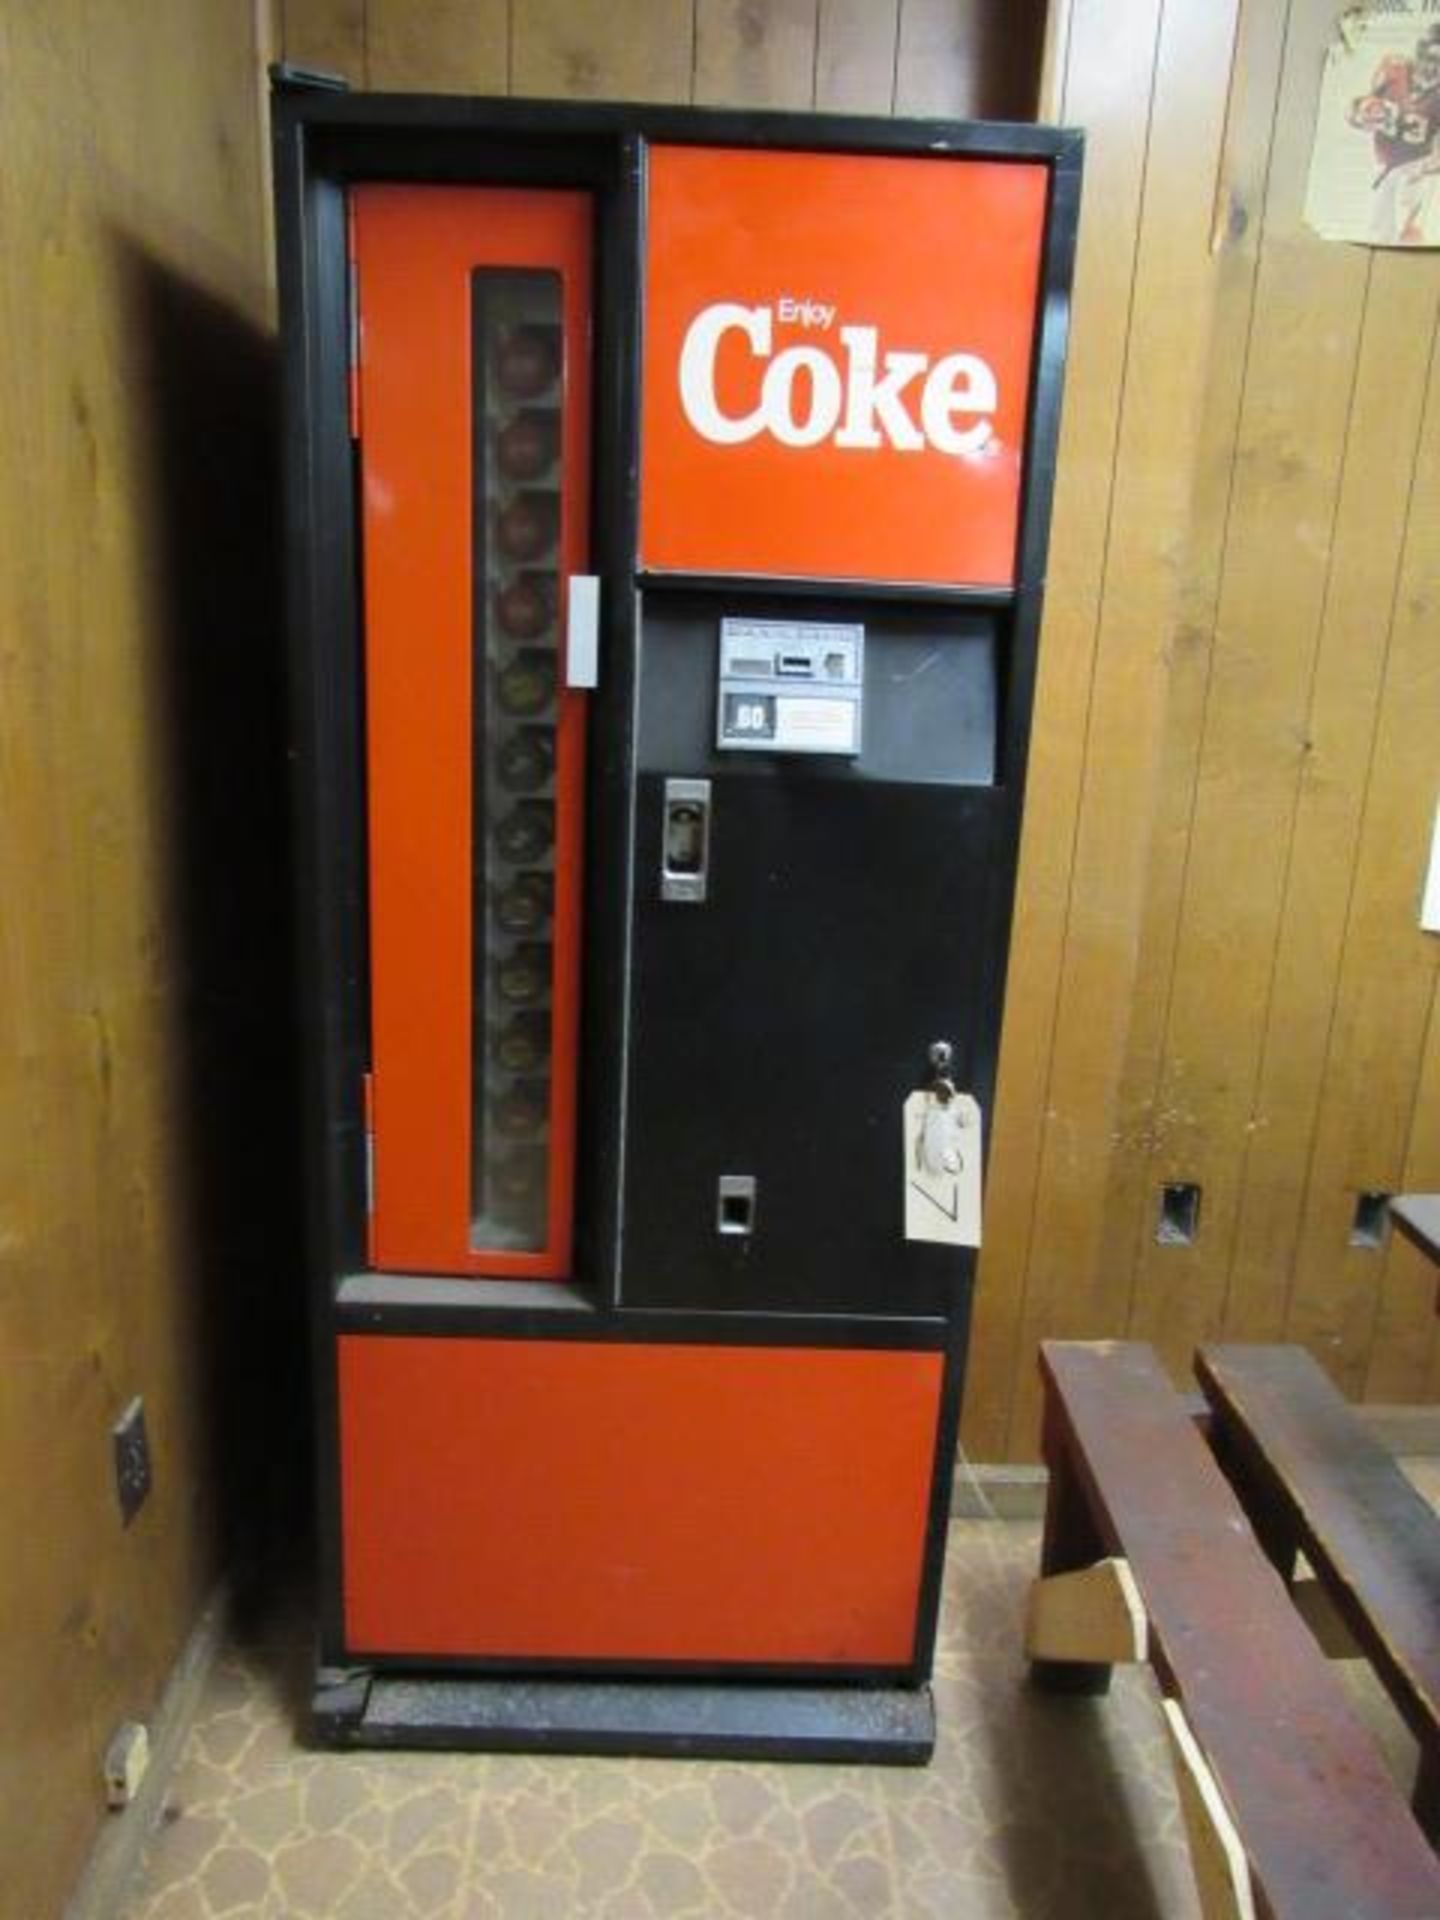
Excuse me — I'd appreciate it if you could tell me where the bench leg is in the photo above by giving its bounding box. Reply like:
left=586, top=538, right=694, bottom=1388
left=1030, top=1412, right=1113, bottom=1696
left=1162, top=1699, right=1257, bottom=1920
left=1026, top=1558, right=1146, bottom=1666
left=1413, top=1747, right=1440, bottom=1848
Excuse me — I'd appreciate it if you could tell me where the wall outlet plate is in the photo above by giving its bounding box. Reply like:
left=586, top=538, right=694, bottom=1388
left=103, top=1720, right=150, bottom=1808
left=112, top=1397, right=151, bottom=1527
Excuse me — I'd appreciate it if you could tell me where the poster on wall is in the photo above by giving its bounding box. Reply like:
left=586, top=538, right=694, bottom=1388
left=1305, top=3, right=1440, bottom=245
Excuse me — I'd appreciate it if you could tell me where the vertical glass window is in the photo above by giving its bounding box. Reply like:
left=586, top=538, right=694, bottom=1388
left=471, top=272, right=565, bottom=1255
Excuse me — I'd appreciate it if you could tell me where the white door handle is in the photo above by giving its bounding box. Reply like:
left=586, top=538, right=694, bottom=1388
left=565, top=575, right=600, bottom=689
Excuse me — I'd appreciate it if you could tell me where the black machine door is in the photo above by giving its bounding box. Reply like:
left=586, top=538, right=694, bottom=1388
left=617, top=596, right=1008, bottom=1320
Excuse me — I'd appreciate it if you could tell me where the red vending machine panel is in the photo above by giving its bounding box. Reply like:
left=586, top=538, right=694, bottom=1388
left=640, top=146, right=1047, bottom=586
left=339, top=1336, right=944, bottom=1665
left=353, top=188, right=592, bottom=1277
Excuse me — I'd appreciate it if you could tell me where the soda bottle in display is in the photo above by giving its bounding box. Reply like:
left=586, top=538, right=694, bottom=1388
left=494, top=325, right=559, bottom=398
left=493, top=1080, right=549, bottom=1138
left=496, top=492, right=557, bottom=563
left=496, top=727, right=554, bottom=792
left=494, top=872, right=552, bottom=934
left=490, top=1144, right=545, bottom=1207
left=496, top=942, right=551, bottom=1006
left=493, top=574, right=554, bottom=640
left=494, top=801, right=553, bottom=864
left=496, top=410, right=558, bottom=481
left=494, top=1011, right=549, bottom=1073
left=496, top=650, right=555, bottom=718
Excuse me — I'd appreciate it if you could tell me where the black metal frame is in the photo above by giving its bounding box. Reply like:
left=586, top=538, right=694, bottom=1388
left=273, top=76, right=1081, bottom=1758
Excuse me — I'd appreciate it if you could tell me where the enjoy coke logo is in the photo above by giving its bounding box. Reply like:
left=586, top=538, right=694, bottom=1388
left=678, top=301, right=999, bottom=457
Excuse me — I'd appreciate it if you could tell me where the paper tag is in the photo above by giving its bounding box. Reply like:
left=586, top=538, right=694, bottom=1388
left=903, top=1090, right=982, bottom=1247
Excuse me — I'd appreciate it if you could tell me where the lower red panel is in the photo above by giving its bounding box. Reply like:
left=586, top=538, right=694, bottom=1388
left=338, top=1336, right=944, bottom=1666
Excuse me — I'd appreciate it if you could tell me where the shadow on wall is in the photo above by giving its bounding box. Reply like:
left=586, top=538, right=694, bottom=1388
left=117, top=235, right=311, bottom=1622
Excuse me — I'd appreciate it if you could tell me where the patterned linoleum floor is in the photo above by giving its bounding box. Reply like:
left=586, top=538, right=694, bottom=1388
left=117, top=1492, right=1431, bottom=1920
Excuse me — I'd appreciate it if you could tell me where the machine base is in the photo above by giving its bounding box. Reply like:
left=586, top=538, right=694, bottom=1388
left=312, top=1669, right=935, bottom=1764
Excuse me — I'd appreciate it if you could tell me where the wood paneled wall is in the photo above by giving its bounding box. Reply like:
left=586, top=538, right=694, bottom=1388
left=968, top=0, right=1440, bottom=1459
left=279, top=0, right=1045, bottom=113
left=276, top=0, right=1440, bottom=1459
left=0, top=5, right=283, bottom=1913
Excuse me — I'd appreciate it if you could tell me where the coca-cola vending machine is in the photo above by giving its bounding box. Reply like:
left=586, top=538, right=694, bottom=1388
left=274, top=78, right=1080, bottom=1761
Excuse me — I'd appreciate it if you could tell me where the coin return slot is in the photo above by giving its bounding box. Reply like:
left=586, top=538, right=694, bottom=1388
left=717, top=1175, right=756, bottom=1237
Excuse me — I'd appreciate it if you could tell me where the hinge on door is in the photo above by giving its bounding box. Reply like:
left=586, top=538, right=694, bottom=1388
left=346, top=199, right=361, bottom=440
left=360, top=1075, right=378, bottom=1221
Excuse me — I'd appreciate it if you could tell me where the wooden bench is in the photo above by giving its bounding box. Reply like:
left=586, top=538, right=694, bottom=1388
left=1025, top=1340, right=1440, bottom=1920
left=1391, top=1193, right=1440, bottom=1268
left=1196, top=1341, right=1440, bottom=1845
left=1391, top=1195, right=1440, bottom=1316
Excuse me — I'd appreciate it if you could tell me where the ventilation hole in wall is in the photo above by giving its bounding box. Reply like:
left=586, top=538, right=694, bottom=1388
left=1156, top=1182, right=1201, bottom=1247
left=1349, top=1191, right=1391, bottom=1250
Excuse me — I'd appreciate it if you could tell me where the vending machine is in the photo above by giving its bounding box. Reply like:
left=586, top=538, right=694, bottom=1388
left=274, top=81, right=1079, bottom=1762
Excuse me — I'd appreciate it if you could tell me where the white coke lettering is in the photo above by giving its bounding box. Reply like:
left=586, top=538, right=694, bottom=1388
left=762, top=346, right=842, bottom=446
left=834, top=327, right=926, bottom=452
left=677, top=302, right=998, bottom=456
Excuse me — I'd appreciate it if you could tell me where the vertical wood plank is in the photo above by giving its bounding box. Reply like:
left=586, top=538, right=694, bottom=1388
left=1124, top=0, right=1371, bottom=1378
left=894, top=0, right=1044, bottom=119
left=962, top=0, right=1165, bottom=1460
left=253, top=0, right=284, bottom=306
left=366, top=0, right=507, bottom=91
left=1286, top=314, right=1440, bottom=1389
left=1038, top=0, right=1072, bottom=114
left=280, top=0, right=366, bottom=81
left=693, top=0, right=820, bottom=109
left=512, top=0, right=695, bottom=102
left=814, top=0, right=899, bottom=114
left=1001, top=0, right=1243, bottom=1458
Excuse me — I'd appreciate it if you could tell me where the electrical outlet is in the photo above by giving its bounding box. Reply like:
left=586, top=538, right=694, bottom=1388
left=112, top=1397, right=151, bottom=1526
